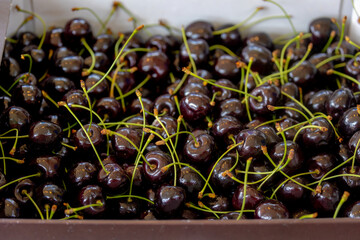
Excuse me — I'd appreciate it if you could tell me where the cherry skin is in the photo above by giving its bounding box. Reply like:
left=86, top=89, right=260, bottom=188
left=111, top=127, right=141, bottom=162
left=257, top=125, right=281, bottom=147
left=180, top=93, right=211, bottom=123
left=249, top=84, right=280, bottom=115
left=93, top=33, right=114, bottom=54
left=212, top=79, right=238, bottom=102
left=84, top=51, right=110, bottom=72
left=232, top=185, right=264, bottom=210
left=98, top=163, right=128, bottom=192
left=34, top=155, right=61, bottom=180
left=64, top=18, right=93, bottom=46
left=338, top=107, right=360, bottom=138
left=180, top=39, right=209, bottom=67
left=309, top=17, right=338, bottom=52
left=85, top=73, right=109, bottom=98
left=2, top=198, right=20, bottom=218
left=270, top=141, right=304, bottom=175
left=155, top=185, right=186, bottom=219
left=217, top=98, right=245, bottom=119
left=129, top=97, right=153, bottom=119
left=153, top=94, right=176, bottom=117
left=278, top=118, right=299, bottom=140
left=12, top=84, right=42, bottom=114
left=17, top=31, right=39, bottom=48
left=326, top=88, right=356, bottom=122
left=14, top=179, right=35, bottom=204
left=111, top=71, right=136, bottom=95
left=339, top=166, right=360, bottom=190
left=277, top=177, right=309, bottom=206
left=309, top=53, right=334, bottom=77
left=138, top=51, right=170, bottom=82
left=236, top=129, right=267, bottom=160
left=205, top=195, right=230, bottom=212
left=212, top=115, right=243, bottom=145
left=45, top=27, right=65, bottom=49
left=185, top=20, right=214, bottom=42
left=52, top=46, right=76, bottom=63
left=348, top=130, right=360, bottom=161
left=36, top=183, right=65, bottom=206
left=145, top=35, right=173, bottom=55
left=152, top=116, right=178, bottom=143
left=214, top=55, right=241, bottom=81
left=215, top=24, right=242, bottom=51
left=302, top=117, right=334, bottom=150
left=78, top=185, right=105, bottom=216
left=0, top=106, right=31, bottom=134
left=74, top=123, right=104, bottom=152
left=254, top=199, right=289, bottom=219
left=310, top=181, right=340, bottom=215
left=281, top=82, right=299, bottom=103
left=344, top=201, right=360, bottom=218
left=143, top=151, right=173, bottom=184
left=178, top=166, right=204, bottom=196
left=29, top=121, right=62, bottom=150
left=210, top=154, right=239, bottom=193
left=42, top=76, right=75, bottom=102
left=244, top=32, right=273, bottom=50
left=61, top=89, right=89, bottom=120
left=306, top=90, right=333, bottom=114
left=95, top=97, right=121, bottom=121
left=180, top=82, right=210, bottom=98
left=68, top=161, right=97, bottom=189
left=241, top=44, right=272, bottom=75
left=55, top=56, right=84, bottom=80
left=288, top=60, right=317, bottom=88
left=183, top=131, right=215, bottom=165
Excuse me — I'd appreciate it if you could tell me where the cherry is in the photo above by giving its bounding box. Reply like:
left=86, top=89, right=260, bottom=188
left=244, top=32, right=273, bottom=50
left=309, top=53, right=334, bottom=77
left=42, top=76, right=75, bottom=102
left=220, top=212, right=246, bottom=220
left=93, top=33, right=114, bottom=54
left=288, top=60, right=317, bottom=88
left=310, top=181, right=340, bottom=214
left=257, top=125, right=281, bottom=147
left=309, top=17, right=338, bottom=52
left=183, top=131, right=215, bottom=165
left=180, top=39, right=209, bottom=67
left=84, top=52, right=110, bottom=72
left=64, top=18, right=93, bottom=47
left=210, top=154, right=239, bottom=192
left=180, top=93, right=211, bottom=123
left=180, top=82, right=210, bottom=98
left=98, top=163, right=128, bottom=191
left=117, top=199, right=142, bottom=219
left=36, top=183, right=65, bottom=206
left=0, top=106, right=31, bottom=133
left=214, top=55, right=241, bottom=81
left=337, top=143, right=352, bottom=163
left=78, top=185, right=105, bottom=216
left=339, top=166, right=360, bottom=190
left=68, top=161, right=97, bottom=188
left=2, top=198, right=20, bottom=218
left=145, top=35, right=173, bottom=55
left=232, top=185, right=264, bottom=210
left=241, top=44, right=272, bottom=75
left=306, top=90, right=333, bottom=114
left=205, top=195, right=230, bottom=212
left=17, top=32, right=39, bottom=48
left=95, top=97, right=121, bottom=121
left=249, top=84, right=280, bottom=115
left=61, top=89, right=89, bottom=119
left=34, top=155, right=61, bottom=179
left=152, top=116, right=177, bottom=142
left=0, top=96, right=12, bottom=114
left=286, top=39, right=310, bottom=63
left=277, top=177, right=309, bottom=206
left=344, top=200, right=360, bottom=218
left=143, top=151, right=172, bottom=184
left=185, top=20, right=214, bottom=42
left=282, top=101, right=306, bottom=122
left=345, top=56, right=360, bottom=78
left=121, top=32, right=144, bottom=49
left=302, top=117, right=334, bottom=150
left=187, top=69, right=212, bottom=85
left=21, top=45, right=48, bottom=76
left=348, top=130, right=360, bottom=161
left=54, top=56, right=84, bottom=79
left=236, top=129, right=267, bottom=160
left=85, top=73, right=109, bottom=98
left=215, top=24, right=242, bottom=50
left=212, top=116, right=243, bottom=145
left=14, top=179, right=35, bottom=204
left=153, top=94, right=176, bottom=117
left=281, top=82, right=299, bottom=103
left=278, top=118, right=299, bottom=140
left=270, top=141, right=304, bottom=175
left=13, top=84, right=42, bottom=114
left=129, top=97, right=153, bottom=119
left=124, top=164, right=144, bottom=189
left=110, top=71, right=136, bottom=95
left=338, top=107, right=360, bottom=138
left=178, top=166, right=204, bottom=196
left=74, top=123, right=104, bottom=152
left=155, top=185, right=186, bottom=218
left=29, top=121, right=62, bottom=150
left=111, top=127, right=141, bottom=162
left=217, top=98, right=245, bottom=119
left=45, top=27, right=65, bottom=49
left=3, top=41, right=14, bottom=58
left=138, top=51, right=170, bottom=82
left=326, top=88, right=356, bottom=122
left=327, top=42, right=356, bottom=62
left=1, top=57, right=21, bottom=86
left=254, top=199, right=289, bottom=219
left=52, top=46, right=76, bottom=63
left=212, top=79, right=238, bottom=101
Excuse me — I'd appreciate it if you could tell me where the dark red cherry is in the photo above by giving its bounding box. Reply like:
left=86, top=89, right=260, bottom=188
left=84, top=52, right=110, bottom=72
left=232, top=185, right=264, bottom=210
left=153, top=94, right=176, bottom=117
left=155, top=185, right=186, bottom=218
left=277, top=177, right=309, bottom=206
left=3, top=41, right=13, bottom=58
left=205, top=195, right=230, bottom=212
left=64, top=18, right=93, bottom=46
left=288, top=60, right=317, bottom=88
left=326, top=88, right=356, bottom=122
left=214, top=55, right=241, bottom=81
left=0, top=106, right=31, bottom=133
left=13, top=84, right=42, bottom=114
left=145, top=35, right=173, bottom=54
left=68, top=162, right=97, bottom=188
left=249, top=84, right=280, bottom=115
left=52, top=46, right=76, bottom=62
left=220, top=212, right=246, bottom=220
left=129, top=97, right=153, bottom=119
left=254, top=199, right=289, bottom=219
left=17, top=31, right=39, bottom=47
left=55, top=56, right=84, bottom=79
left=45, top=27, right=65, bottom=49
left=180, top=39, right=209, bottom=67
left=1, top=57, right=21, bottom=85
left=185, top=20, right=214, bottom=42
left=270, top=141, right=304, bottom=175
left=217, top=98, right=245, bottom=119
left=93, top=33, right=114, bottom=54
left=42, top=76, right=75, bottom=101
left=21, top=45, right=48, bottom=76
left=339, top=166, right=360, bottom=190
left=110, top=71, right=136, bottom=95
left=212, top=79, right=238, bottom=102
left=302, top=117, right=334, bottom=149
left=306, top=90, right=333, bottom=114
left=13, top=72, right=37, bottom=88
left=143, top=151, right=172, bottom=184
left=0, top=172, right=5, bottom=188
left=138, top=51, right=170, bottom=82
left=124, top=164, right=144, bottom=189
left=37, top=183, right=65, bottom=206
left=278, top=118, right=299, bottom=140
left=244, top=32, right=273, bottom=50
left=345, top=200, right=360, bottom=218
left=282, top=101, right=306, bottom=122
left=327, top=41, right=356, bottom=62
left=61, top=89, right=89, bottom=118
left=281, top=82, right=299, bottom=102
left=215, top=24, right=242, bottom=50
left=257, top=125, right=281, bottom=147
left=117, top=199, right=142, bottom=219
left=180, top=82, right=210, bottom=98
left=309, top=53, right=334, bottom=77
left=210, top=155, right=239, bottom=192
left=236, top=129, right=267, bottom=160
left=152, top=116, right=177, bottom=143
left=98, top=163, right=128, bottom=191
left=178, top=166, right=204, bottom=196
left=84, top=73, right=109, bottom=98
left=3, top=198, right=20, bottom=218
left=212, top=116, right=243, bottom=145
left=241, top=44, right=272, bottom=75
left=95, top=97, right=121, bottom=121
left=180, top=93, right=211, bottom=123
left=29, top=121, right=62, bottom=149
left=187, top=69, right=212, bottom=85
left=338, top=107, right=360, bottom=138
left=310, top=181, right=340, bottom=214
left=78, top=185, right=105, bottom=216
left=34, top=155, right=61, bottom=179
left=309, top=17, right=339, bottom=52
left=112, top=127, right=141, bottom=161
left=14, top=179, right=35, bottom=204
left=183, top=131, right=215, bottom=165
left=121, top=32, right=143, bottom=49
left=74, top=123, right=104, bottom=152
left=348, top=130, right=360, bottom=161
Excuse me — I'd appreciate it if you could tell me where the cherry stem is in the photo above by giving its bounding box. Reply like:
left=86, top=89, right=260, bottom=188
left=58, top=102, right=109, bottom=174
left=115, top=75, right=151, bottom=100
left=45, top=204, right=50, bottom=220
left=172, top=71, right=189, bottom=95
left=281, top=91, right=314, bottom=118
left=244, top=58, right=254, bottom=122
left=15, top=6, right=46, bottom=50
left=345, top=36, right=360, bottom=50
left=186, top=202, right=255, bottom=215
left=237, top=157, right=252, bottom=220
left=327, top=69, right=360, bottom=86
left=212, top=7, right=264, bottom=35
left=321, top=30, right=336, bottom=53
left=209, top=45, right=238, bottom=58
left=99, top=2, right=120, bottom=34
left=114, top=33, right=125, bottom=63
left=157, top=131, right=199, bottom=148
left=60, top=142, right=77, bottom=151
left=0, top=172, right=41, bottom=191
left=173, top=96, right=188, bottom=131
left=315, top=54, right=353, bottom=69
left=134, top=90, right=147, bottom=172
left=335, top=16, right=347, bottom=55
left=174, top=115, right=182, bottom=148
left=21, top=54, right=33, bottom=75
left=299, top=213, right=318, bottom=219
left=22, top=190, right=44, bottom=220
left=292, top=125, right=327, bottom=143
left=100, top=122, right=161, bottom=130
left=64, top=200, right=103, bottom=215
left=333, top=191, right=350, bottom=219
left=80, top=81, right=93, bottom=133
left=13, top=15, right=34, bottom=36
left=270, top=171, right=318, bottom=199
left=81, top=38, right=96, bottom=77
left=181, top=26, right=197, bottom=73
left=268, top=105, right=310, bottom=123
left=49, top=205, right=57, bottom=220
left=120, top=48, right=152, bottom=62
left=241, top=15, right=290, bottom=31
left=198, top=141, right=244, bottom=199
left=0, top=85, right=12, bottom=97
left=0, top=157, right=24, bottom=164
left=87, top=25, right=144, bottom=94
left=254, top=117, right=286, bottom=129
left=0, top=142, right=5, bottom=175
left=106, top=194, right=154, bottom=204
left=42, top=90, right=59, bottom=108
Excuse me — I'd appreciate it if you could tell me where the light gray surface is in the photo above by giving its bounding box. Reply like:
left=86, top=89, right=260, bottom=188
left=0, top=0, right=11, bottom=64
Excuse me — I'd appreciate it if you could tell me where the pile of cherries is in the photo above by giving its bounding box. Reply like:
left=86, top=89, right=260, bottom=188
left=1, top=2, right=360, bottom=220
